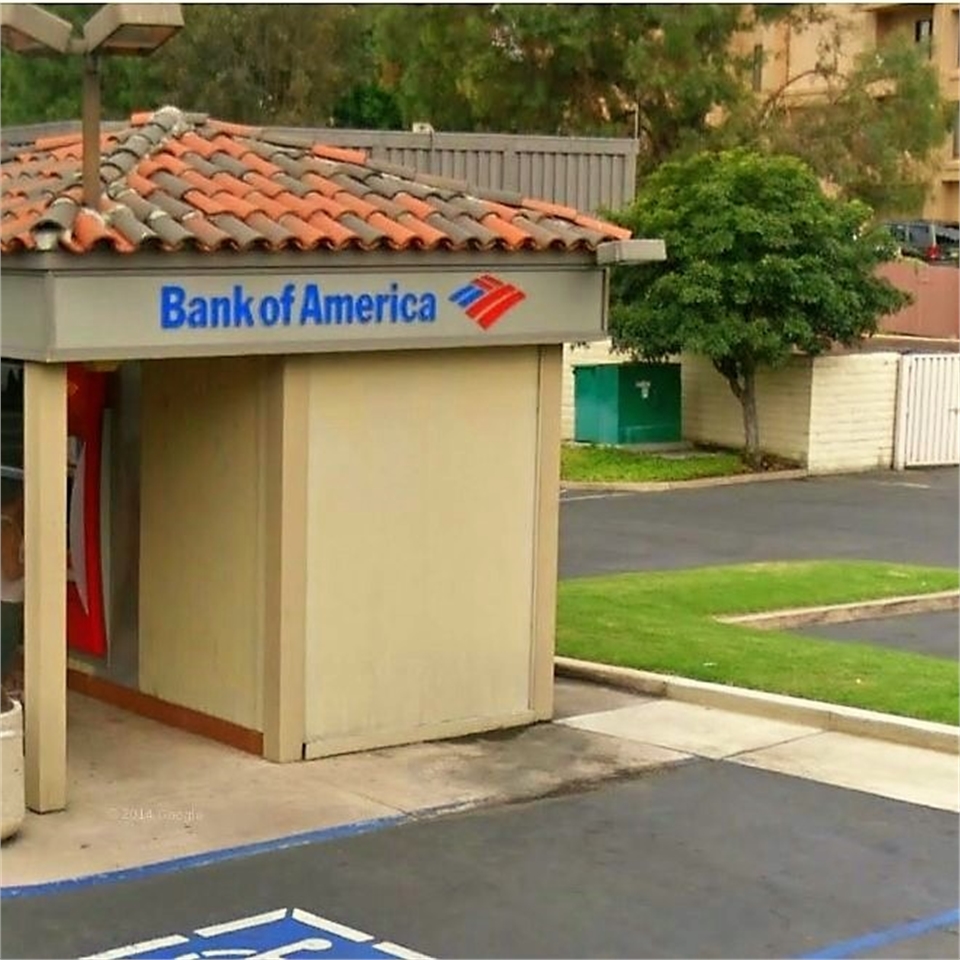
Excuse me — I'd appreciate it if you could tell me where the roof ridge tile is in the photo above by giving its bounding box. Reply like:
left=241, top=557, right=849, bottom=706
left=312, top=143, right=367, bottom=166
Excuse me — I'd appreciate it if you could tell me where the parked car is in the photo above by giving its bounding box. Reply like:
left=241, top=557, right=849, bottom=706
left=882, top=219, right=960, bottom=265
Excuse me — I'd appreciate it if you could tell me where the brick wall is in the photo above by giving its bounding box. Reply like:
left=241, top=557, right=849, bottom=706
left=807, top=353, right=900, bottom=473
left=878, top=263, right=959, bottom=340
left=681, top=354, right=813, bottom=463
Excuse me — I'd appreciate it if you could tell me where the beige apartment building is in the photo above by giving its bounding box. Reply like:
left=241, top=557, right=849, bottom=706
left=742, top=3, right=960, bottom=220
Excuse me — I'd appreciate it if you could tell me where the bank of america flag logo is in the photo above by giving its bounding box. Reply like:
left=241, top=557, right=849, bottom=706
left=449, top=275, right=526, bottom=330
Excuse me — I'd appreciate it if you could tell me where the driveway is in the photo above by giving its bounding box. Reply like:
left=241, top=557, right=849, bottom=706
left=791, top=610, right=959, bottom=660
left=559, top=468, right=959, bottom=578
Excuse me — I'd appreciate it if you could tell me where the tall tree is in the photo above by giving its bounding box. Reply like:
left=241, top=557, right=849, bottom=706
left=153, top=4, right=376, bottom=127
left=608, top=149, right=909, bottom=465
left=371, top=3, right=771, bottom=151
left=719, top=19, right=955, bottom=216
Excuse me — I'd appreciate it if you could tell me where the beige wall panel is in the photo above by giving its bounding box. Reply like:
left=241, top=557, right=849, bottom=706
left=139, top=357, right=266, bottom=730
left=681, top=354, right=813, bottom=463
left=530, top=346, right=562, bottom=720
left=808, top=353, right=900, bottom=474
left=303, top=348, right=540, bottom=748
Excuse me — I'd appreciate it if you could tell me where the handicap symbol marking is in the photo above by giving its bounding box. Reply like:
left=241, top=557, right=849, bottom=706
left=81, top=907, right=431, bottom=960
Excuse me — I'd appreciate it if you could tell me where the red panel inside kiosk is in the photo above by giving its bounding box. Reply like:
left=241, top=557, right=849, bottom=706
left=66, top=364, right=107, bottom=658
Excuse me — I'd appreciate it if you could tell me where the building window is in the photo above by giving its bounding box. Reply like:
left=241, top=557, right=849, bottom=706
left=915, top=18, right=933, bottom=58
left=751, top=43, right=764, bottom=92
left=954, top=109, right=960, bottom=160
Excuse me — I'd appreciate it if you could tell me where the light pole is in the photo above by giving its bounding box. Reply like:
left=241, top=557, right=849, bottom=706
left=0, top=3, right=184, bottom=209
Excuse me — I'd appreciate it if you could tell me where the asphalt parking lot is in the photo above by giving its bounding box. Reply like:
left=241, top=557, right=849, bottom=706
left=792, top=610, right=959, bottom=660
left=559, top=468, right=959, bottom=578
left=3, top=761, right=957, bottom=960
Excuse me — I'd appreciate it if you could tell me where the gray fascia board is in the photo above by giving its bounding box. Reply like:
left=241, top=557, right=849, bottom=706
left=0, top=269, right=57, bottom=361
left=595, top=239, right=666, bottom=265
left=5, top=248, right=600, bottom=276
left=35, top=328, right=611, bottom=364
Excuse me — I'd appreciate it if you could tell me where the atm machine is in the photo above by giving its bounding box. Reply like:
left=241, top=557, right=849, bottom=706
left=1, top=361, right=112, bottom=663
left=66, top=364, right=110, bottom=659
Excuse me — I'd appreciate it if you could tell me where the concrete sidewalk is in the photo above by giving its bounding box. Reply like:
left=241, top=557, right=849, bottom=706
left=2, top=680, right=957, bottom=891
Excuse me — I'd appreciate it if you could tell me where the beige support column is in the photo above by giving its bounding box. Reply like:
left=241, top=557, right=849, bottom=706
left=262, top=358, right=309, bottom=762
left=23, top=362, right=67, bottom=812
left=530, top=344, right=563, bottom=720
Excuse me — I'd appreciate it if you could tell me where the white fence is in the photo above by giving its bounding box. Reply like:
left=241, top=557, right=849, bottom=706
left=894, top=353, right=960, bottom=469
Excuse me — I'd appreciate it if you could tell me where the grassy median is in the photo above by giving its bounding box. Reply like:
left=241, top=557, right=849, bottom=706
left=561, top=444, right=749, bottom=483
left=556, top=561, right=959, bottom=724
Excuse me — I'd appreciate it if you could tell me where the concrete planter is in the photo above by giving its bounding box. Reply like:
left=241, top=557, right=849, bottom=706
left=1, top=697, right=25, bottom=840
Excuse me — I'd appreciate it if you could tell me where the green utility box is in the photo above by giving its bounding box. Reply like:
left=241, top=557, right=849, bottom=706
left=573, top=362, right=682, bottom=445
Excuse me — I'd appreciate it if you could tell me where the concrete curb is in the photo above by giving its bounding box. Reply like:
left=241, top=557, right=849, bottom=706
left=561, top=469, right=809, bottom=493
left=555, top=657, right=960, bottom=755
left=718, top=590, right=960, bottom=630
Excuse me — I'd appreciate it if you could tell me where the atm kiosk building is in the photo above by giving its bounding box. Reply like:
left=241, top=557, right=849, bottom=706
left=0, top=106, right=659, bottom=813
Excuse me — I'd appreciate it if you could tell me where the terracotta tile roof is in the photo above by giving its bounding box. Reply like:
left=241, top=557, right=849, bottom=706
left=1, top=106, right=630, bottom=256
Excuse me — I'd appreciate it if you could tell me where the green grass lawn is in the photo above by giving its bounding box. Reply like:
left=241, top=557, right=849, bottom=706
left=561, top=444, right=749, bottom=483
left=557, top=561, right=959, bottom=725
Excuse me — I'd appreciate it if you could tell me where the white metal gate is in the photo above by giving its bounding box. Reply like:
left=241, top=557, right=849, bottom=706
left=893, top=353, right=960, bottom=469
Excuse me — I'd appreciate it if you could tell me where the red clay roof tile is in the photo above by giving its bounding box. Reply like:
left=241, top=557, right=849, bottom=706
left=213, top=191, right=260, bottom=220
left=397, top=213, right=450, bottom=247
left=207, top=119, right=260, bottom=138
left=211, top=171, right=254, bottom=197
left=574, top=213, right=632, bottom=241
left=2, top=106, right=630, bottom=257
left=68, top=211, right=118, bottom=252
left=183, top=190, right=231, bottom=216
left=180, top=214, right=233, bottom=249
left=521, top=197, right=582, bottom=220
left=278, top=213, right=326, bottom=248
left=301, top=172, right=341, bottom=200
left=305, top=210, right=362, bottom=248
left=241, top=171, right=286, bottom=198
left=237, top=150, right=283, bottom=179
left=139, top=154, right=190, bottom=178
left=125, top=172, right=157, bottom=197
left=33, top=133, right=82, bottom=152
left=367, top=211, right=419, bottom=248
left=327, top=190, right=379, bottom=220
left=394, top=192, right=436, bottom=221
left=481, top=213, right=537, bottom=249
left=244, top=191, right=290, bottom=221
left=312, top=143, right=367, bottom=165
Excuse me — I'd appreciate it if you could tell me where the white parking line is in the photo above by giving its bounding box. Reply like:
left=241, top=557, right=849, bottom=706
left=560, top=491, right=635, bottom=502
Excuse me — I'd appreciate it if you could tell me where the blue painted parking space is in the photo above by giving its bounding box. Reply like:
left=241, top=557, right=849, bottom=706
left=83, top=907, right=429, bottom=960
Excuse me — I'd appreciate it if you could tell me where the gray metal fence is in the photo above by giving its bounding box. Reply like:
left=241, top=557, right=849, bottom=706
left=265, top=128, right=639, bottom=214
left=3, top=122, right=638, bottom=214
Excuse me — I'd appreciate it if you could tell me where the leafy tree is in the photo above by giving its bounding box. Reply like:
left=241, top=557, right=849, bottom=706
left=153, top=4, right=374, bottom=127
left=0, top=4, right=165, bottom=124
left=371, top=3, right=775, bottom=152
left=332, top=83, right=403, bottom=131
left=1, top=4, right=391, bottom=130
left=608, top=149, right=909, bottom=465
